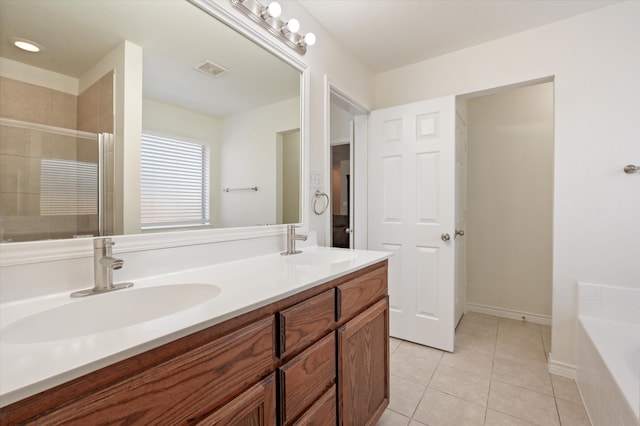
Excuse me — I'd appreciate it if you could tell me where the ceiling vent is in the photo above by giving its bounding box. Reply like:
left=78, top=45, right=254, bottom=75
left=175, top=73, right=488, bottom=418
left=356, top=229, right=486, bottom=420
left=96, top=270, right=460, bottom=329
left=194, top=60, right=229, bottom=78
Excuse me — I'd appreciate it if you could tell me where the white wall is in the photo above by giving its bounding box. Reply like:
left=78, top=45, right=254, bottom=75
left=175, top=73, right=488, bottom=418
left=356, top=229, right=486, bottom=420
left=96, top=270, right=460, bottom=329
left=142, top=98, right=222, bottom=226
left=375, top=1, right=640, bottom=371
left=466, top=82, right=554, bottom=319
left=79, top=41, right=143, bottom=235
left=219, top=97, right=299, bottom=227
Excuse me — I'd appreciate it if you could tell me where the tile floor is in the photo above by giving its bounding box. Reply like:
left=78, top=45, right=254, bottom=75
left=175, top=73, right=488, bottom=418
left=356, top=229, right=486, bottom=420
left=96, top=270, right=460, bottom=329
left=377, top=312, right=591, bottom=426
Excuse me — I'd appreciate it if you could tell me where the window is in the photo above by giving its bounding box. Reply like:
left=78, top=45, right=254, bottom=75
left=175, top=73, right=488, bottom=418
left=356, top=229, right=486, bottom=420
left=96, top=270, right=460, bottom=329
left=40, top=158, right=98, bottom=215
left=140, top=134, right=210, bottom=229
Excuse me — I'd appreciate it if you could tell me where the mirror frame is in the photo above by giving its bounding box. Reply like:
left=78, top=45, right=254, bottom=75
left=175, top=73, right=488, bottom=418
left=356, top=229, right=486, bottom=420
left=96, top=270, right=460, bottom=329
left=0, top=0, right=310, bottom=266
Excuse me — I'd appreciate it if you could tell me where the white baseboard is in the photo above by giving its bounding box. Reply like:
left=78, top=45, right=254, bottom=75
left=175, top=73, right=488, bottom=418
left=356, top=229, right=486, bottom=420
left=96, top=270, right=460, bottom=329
left=466, top=302, right=552, bottom=325
left=548, top=355, right=576, bottom=379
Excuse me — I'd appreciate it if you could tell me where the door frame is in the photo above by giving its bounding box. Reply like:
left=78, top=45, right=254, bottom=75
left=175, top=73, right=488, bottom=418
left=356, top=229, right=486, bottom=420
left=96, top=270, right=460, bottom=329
left=323, top=76, right=370, bottom=249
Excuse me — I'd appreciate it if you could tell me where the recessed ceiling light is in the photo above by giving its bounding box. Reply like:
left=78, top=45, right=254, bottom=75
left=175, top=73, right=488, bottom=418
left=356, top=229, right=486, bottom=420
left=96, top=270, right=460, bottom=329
left=10, top=37, right=44, bottom=53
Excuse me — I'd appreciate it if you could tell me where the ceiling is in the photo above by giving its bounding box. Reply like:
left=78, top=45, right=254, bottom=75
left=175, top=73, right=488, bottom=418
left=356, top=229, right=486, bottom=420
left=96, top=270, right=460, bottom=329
left=297, top=0, right=625, bottom=73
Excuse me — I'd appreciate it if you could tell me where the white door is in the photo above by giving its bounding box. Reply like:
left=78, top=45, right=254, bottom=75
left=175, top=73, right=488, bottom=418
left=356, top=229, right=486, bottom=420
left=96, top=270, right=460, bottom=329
left=368, top=96, right=456, bottom=352
left=454, top=112, right=468, bottom=327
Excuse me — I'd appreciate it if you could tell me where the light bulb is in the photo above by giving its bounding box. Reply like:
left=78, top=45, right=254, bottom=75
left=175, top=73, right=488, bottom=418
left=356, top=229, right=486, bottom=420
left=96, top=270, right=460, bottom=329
left=283, top=18, right=300, bottom=33
left=301, top=32, right=316, bottom=47
left=262, top=2, right=281, bottom=19
left=11, top=37, right=43, bottom=52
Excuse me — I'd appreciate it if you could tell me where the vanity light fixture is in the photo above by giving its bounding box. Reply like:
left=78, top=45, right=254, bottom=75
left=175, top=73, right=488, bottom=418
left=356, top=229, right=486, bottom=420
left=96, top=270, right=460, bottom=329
left=230, top=0, right=316, bottom=55
left=10, top=37, right=44, bottom=53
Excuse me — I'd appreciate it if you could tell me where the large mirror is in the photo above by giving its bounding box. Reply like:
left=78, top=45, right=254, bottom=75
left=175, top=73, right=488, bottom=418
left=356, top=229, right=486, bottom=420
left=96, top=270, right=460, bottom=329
left=0, top=0, right=302, bottom=243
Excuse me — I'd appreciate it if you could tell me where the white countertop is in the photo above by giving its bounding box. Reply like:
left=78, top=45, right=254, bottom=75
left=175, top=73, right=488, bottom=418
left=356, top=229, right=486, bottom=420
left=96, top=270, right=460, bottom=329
left=0, top=246, right=390, bottom=407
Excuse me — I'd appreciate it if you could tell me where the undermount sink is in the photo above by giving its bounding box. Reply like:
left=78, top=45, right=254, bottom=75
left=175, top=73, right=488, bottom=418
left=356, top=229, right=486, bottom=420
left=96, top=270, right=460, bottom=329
left=1, top=284, right=221, bottom=344
left=284, top=250, right=358, bottom=266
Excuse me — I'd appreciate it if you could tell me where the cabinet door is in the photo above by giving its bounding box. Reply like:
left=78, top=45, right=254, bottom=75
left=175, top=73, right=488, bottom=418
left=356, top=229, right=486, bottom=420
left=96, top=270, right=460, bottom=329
left=292, top=385, right=336, bottom=426
left=337, top=298, right=389, bottom=426
left=198, top=373, right=276, bottom=426
left=279, top=333, right=336, bottom=425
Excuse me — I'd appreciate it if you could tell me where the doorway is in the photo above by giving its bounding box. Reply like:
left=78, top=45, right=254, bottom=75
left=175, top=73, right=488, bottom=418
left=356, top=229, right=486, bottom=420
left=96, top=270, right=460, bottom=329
left=326, top=81, right=368, bottom=249
left=461, top=81, right=554, bottom=325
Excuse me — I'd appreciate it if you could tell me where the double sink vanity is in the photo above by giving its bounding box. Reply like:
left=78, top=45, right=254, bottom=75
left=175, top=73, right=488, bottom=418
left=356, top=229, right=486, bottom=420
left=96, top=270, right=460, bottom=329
left=0, top=243, right=391, bottom=425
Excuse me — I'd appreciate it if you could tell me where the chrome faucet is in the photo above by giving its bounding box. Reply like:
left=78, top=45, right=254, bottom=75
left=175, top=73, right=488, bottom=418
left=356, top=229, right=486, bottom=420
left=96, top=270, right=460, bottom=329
left=281, top=224, right=307, bottom=256
left=71, top=237, right=133, bottom=297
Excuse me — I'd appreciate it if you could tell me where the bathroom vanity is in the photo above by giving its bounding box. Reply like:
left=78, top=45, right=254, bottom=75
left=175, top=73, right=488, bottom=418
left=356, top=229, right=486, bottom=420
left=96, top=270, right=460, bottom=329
left=0, top=248, right=389, bottom=425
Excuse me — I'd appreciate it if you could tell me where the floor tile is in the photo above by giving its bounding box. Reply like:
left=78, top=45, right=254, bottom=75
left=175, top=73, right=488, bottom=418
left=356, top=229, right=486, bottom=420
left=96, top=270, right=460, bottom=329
left=388, top=374, right=426, bottom=417
left=492, top=357, right=553, bottom=396
left=429, top=364, right=491, bottom=406
left=413, top=388, right=486, bottom=426
left=556, top=399, right=591, bottom=426
left=377, top=408, right=411, bottom=426
left=390, top=337, right=402, bottom=353
left=495, top=338, right=547, bottom=370
left=457, top=319, right=498, bottom=339
left=390, top=351, right=439, bottom=386
left=488, top=380, right=560, bottom=426
left=455, top=331, right=496, bottom=355
left=395, top=340, right=444, bottom=363
left=484, top=409, right=536, bottom=425
left=408, top=421, right=427, bottom=426
left=440, top=346, right=494, bottom=378
left=550, top=374, right=583, bottom=404
left=462, top=311, right=500, bottom=326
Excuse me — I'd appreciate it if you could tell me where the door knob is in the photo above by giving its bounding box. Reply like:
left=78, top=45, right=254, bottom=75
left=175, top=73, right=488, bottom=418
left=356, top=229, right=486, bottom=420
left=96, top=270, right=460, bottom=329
left=441, top=233, right=450, bottom=241
left=455, top=229, right=465, bottom=237
left=345, top=228, right=353, bottom=234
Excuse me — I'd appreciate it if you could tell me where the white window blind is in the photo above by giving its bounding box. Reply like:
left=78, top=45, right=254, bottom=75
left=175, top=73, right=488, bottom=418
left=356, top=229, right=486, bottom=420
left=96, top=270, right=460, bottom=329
left=40, top=159, right=98, bottom=215
left=141, top=134, right=210, bottom=229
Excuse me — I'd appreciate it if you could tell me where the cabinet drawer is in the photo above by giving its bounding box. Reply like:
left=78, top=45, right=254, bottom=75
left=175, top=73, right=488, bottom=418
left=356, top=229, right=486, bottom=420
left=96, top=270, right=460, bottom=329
left=292, top=385, right=336, bottom=425
left=278, top=289, right=335, bottom=358
left=197, top=373, right=276, bottom=426
left=336, top=264, right=387, bottom=323
left=29, top=317, right=276, bottom=425
left=279, top=333, right=336, bottom=425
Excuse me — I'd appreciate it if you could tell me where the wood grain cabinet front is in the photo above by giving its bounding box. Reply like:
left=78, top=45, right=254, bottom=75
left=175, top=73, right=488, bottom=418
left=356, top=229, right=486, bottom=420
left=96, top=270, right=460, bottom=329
left=337, top=297, right=390, bottom=426
left=197, top=373, right=277, bottom=426
left=278, top=289, right=335, bottom=359
left=3, top=317, right=276, bottom=425
left=336, top=263, right=388, bottom=324
left=278, top=333, right=336, bottom=425
left=291, top=385, right=337, bottom=426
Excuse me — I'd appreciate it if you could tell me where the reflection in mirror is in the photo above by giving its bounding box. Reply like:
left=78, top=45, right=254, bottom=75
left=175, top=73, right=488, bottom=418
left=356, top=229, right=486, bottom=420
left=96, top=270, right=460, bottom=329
left=0, top=0, right=302, bottom=243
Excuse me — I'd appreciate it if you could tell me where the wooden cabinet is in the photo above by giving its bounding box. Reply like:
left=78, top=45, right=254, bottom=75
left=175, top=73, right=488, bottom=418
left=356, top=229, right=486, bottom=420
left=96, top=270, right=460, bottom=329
left=198, top=374, right=276, bottom=426
left=337, top=298, right=390, bottom=426
left=1, top=260, right=388, bottom=426
left=278, top=289, right=335, bottom=359
left=278, top=333, right=336, bottom=425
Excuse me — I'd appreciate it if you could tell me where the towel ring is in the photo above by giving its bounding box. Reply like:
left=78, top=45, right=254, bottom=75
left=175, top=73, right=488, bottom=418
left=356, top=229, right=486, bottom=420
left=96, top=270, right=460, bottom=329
left=313, top=190, right=329, bottom=215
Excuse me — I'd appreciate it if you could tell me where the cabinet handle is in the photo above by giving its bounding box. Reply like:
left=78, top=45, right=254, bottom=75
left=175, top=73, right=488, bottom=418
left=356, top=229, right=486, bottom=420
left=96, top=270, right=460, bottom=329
left=335, top=288, right=341, bottom=321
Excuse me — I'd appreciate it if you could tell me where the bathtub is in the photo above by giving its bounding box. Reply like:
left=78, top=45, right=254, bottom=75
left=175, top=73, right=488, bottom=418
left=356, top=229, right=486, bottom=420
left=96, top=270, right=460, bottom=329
left=576, top=282, right=640, bottom=426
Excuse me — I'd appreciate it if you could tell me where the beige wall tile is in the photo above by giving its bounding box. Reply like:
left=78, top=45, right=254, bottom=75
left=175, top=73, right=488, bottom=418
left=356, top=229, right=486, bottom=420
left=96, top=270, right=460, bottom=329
left=51, top=91, right=78, bottom=129
left=0, top=126, right=31, bottom=156
left=41, top=133, right=77, bottom=160
left=0, top=155, right=40, bottom=194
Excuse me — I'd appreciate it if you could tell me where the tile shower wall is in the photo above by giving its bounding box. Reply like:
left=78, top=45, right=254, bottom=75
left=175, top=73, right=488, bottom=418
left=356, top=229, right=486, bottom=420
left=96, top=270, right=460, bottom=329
left=0, top=72, right=114, bottom=242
